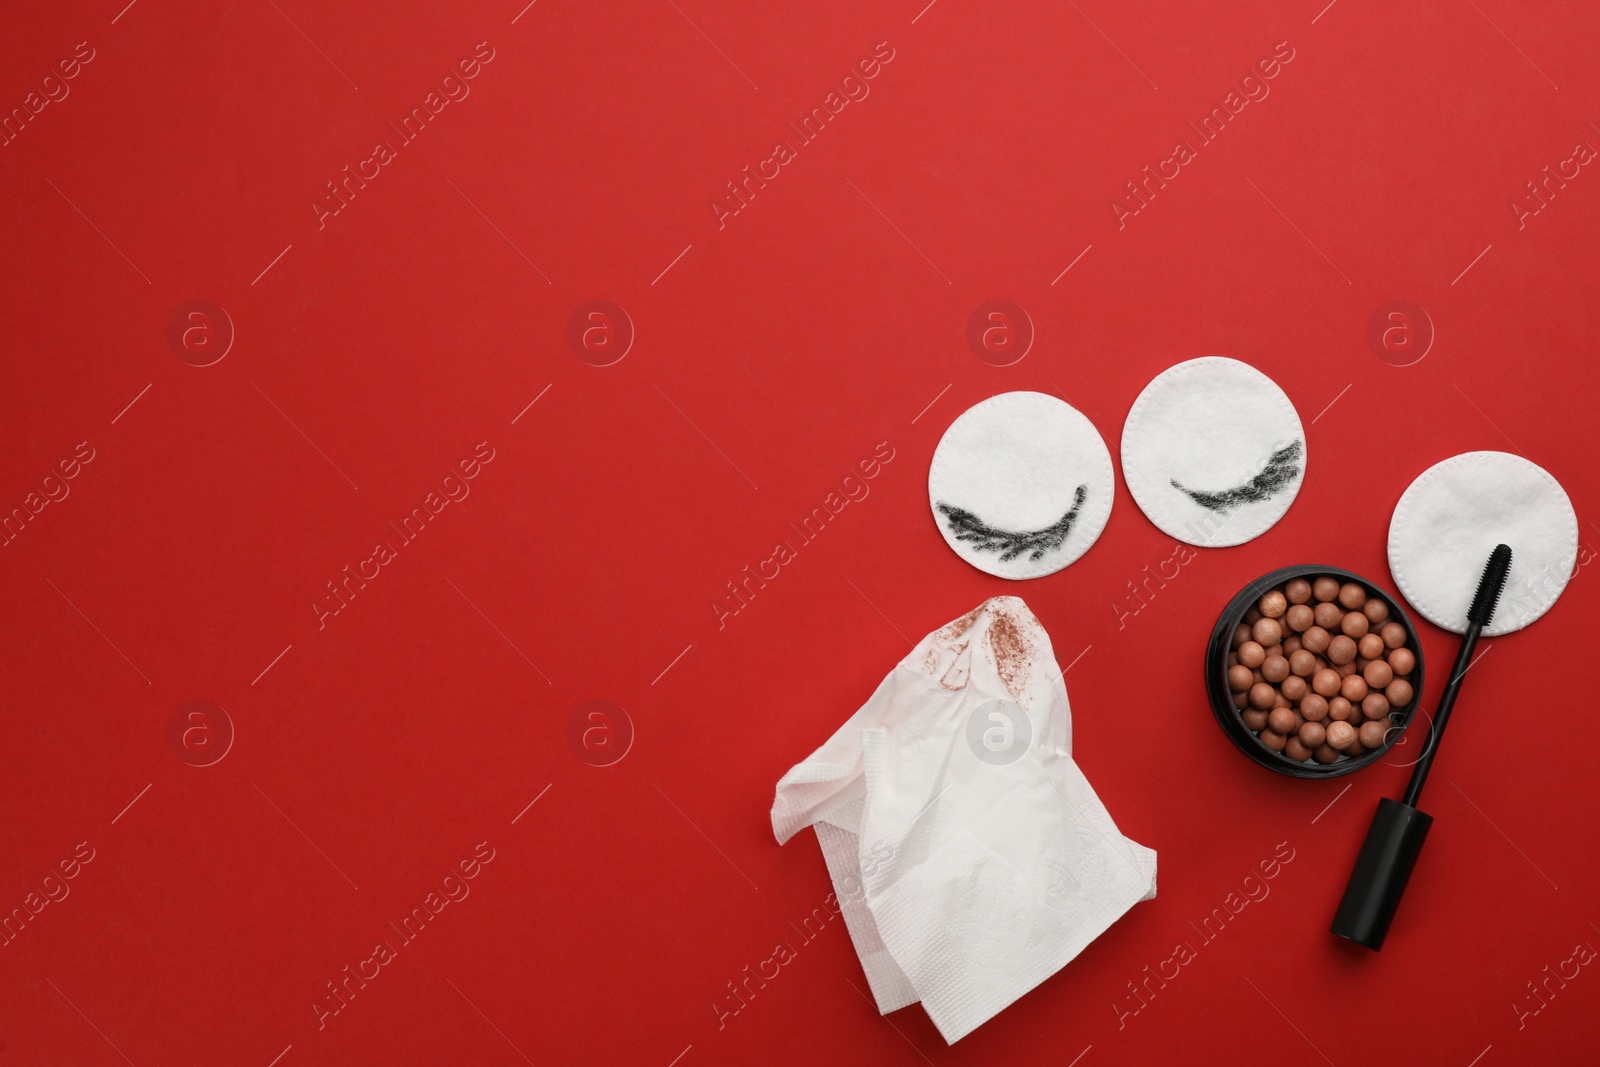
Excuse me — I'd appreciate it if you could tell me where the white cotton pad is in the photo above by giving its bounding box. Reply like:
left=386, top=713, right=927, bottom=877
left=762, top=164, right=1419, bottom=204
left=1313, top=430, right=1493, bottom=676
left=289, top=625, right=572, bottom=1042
left=1120, top=357, right=1306, bottom=547
left=928, top=391, right=1114, bottom=580
left=1388, top=451, right=1578, bottom=636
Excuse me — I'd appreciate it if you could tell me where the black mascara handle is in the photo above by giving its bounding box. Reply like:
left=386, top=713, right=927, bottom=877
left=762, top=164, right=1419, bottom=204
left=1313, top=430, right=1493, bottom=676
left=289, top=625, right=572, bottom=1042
left=1331, top=797, right=1433, bottom=950
left=1333, top=545, right=1510, bottom=952
left=1399, top=623, right=1481, bottom=808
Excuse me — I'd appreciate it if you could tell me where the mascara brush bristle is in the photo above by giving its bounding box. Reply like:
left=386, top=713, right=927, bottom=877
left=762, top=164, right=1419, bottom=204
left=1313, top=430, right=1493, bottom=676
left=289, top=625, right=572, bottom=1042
left=1467, top=544, right=1513, bottom=628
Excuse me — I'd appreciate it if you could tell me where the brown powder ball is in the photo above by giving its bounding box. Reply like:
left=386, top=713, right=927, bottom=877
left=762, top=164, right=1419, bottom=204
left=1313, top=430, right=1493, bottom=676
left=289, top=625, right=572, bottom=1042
left=1311, top=668, right=1342, bottom=697
left=1252, top=618, right=1283, bottom=646
left=1328, top=636, right=1358, bottom=665
left=1301, top=626, right=1331, bottom=654
left=1338, top=582, right=1367, bottom=610
left=1326, top=721, right=1357, bottom=750
left=1358, top=720, right=1388, bottom=749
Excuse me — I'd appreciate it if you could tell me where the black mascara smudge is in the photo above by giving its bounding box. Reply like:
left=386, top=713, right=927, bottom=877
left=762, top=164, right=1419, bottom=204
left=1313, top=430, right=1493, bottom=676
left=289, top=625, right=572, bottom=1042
left=1171, top=440, right=1303, bottom=513
left=938, top=485, right=1088, bottom=562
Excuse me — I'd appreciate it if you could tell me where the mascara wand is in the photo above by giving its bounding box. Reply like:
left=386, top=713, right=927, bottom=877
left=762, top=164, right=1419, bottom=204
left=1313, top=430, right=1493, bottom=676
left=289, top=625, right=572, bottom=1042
left=1330, top=544, right=1513, bottom=950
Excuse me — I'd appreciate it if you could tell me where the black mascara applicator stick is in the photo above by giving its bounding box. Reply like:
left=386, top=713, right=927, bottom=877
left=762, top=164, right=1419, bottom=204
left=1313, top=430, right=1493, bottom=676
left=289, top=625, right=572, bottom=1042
left=1400, top=543, right=1513, bottom=808
left=1330, top=544, right=1512, bottom=951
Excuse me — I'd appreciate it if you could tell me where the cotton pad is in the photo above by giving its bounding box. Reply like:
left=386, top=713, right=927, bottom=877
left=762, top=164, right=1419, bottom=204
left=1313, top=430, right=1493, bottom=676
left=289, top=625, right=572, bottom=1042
left=1121, top=357, right=1306, bottom=547
left=928, top=391, right=1114, bottom=579
left=1388, top=451, right=1577, bottom=636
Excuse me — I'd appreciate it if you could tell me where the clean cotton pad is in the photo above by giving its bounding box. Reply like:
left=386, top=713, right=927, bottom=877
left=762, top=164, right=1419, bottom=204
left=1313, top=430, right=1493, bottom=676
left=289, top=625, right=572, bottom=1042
left=928, top=391, right=1114, bottom=580
left=1388, top=451, right=1578, bottom=636
left=1121, top=357, right=1306, bottom=547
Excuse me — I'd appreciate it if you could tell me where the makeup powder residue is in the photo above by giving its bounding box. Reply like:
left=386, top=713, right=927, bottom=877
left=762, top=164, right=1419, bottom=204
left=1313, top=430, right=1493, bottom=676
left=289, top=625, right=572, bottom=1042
left=984, top=601, right=1038, bottom=701
left=923, top=604, right=984, bottom=690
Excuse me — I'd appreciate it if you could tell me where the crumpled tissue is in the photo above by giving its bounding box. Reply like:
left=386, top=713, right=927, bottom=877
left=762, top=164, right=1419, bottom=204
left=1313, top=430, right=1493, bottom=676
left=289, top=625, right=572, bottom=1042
left=772, top=596, right=1156, bottom=1043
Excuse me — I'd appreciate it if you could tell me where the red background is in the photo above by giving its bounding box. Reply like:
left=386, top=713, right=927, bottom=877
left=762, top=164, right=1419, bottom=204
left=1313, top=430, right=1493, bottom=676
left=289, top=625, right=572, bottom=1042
left=2, top=0, right=1596, bottom=1064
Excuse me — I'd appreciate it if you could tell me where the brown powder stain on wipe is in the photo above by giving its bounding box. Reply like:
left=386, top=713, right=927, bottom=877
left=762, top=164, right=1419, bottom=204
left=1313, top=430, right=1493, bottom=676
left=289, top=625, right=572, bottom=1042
left=935, top=604, right=984, bottom=644
left=923, top=604, right=984, bottom=690
left=937, top=651, right=971, bottom=691
left=985, top=602, right=1038, bottom=700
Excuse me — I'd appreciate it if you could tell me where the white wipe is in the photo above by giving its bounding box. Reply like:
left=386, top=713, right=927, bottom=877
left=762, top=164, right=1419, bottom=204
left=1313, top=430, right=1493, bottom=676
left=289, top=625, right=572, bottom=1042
left=1388, top=451, right=1578, bottom=636
left=1120, top=357, right=1306, bottom=547
left=928, top=392, right=1114, bottom=579
left=772, top=597, right=1156, bottom=1044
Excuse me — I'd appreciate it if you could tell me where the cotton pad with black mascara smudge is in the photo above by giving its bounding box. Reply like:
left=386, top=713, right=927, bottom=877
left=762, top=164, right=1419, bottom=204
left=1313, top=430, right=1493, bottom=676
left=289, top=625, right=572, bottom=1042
left=928, top=391, right=1115, bottom=580
left=1388, top=451, right=1577, bottom=636
left=1120, top=357, right=1307, bottom=547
